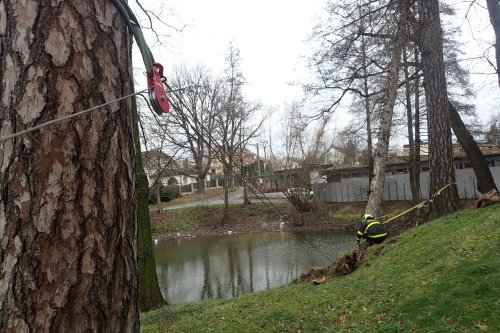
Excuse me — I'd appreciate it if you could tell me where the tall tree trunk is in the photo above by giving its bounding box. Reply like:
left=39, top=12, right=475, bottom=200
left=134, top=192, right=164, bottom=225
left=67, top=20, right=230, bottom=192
left=413, top=45, right=422, bottom=201
left=197, top=173, right=206, bottom=195
left=0, top=1, right=138, bottom=331
left=242, top=164, right=251, bottom=205
left=222, top=154, right=230, bottom=225
left=403, top=48, right=419, bottom=202
left=448, top=101, right=498, bottom=194
left=242, top=179, right=251, bottom=204
left=365, top=23, right=406, bottom=216
left=240, top=132, right=250, bottom=205
left=418, top=0, right=459, bottom=218
left=361, top=33, right=374, bottom=195
left=133, top=99, right=166, bottom=311
left=486, top=0, right=500, bottom=88
left=155, top=184, right=162, bottom=213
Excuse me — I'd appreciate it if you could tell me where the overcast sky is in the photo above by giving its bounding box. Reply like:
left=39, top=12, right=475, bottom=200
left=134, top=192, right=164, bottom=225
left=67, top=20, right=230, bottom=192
left=133, top=0, right=323, bottom=117
left=132, top=0, right=499, bottom=148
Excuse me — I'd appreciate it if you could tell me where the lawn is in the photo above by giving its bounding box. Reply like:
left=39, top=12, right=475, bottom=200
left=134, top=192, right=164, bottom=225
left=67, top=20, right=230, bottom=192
left=141, top=204, right=500, bottom=332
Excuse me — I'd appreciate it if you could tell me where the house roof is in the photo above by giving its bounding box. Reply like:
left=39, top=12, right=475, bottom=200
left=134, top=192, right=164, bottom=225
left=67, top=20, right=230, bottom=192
left=319, top=143, right=500, bottom=175
left=141, top=149, right=183, bottom=176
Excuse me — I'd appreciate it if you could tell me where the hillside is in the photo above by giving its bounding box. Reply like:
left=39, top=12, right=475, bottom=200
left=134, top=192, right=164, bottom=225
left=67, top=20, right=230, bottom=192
left=141, top=204, right=500, bottom=332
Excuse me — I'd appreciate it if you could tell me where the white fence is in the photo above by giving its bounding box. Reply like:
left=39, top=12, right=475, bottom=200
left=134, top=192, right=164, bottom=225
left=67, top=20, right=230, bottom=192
left=313, top=166, right=500, bottom=202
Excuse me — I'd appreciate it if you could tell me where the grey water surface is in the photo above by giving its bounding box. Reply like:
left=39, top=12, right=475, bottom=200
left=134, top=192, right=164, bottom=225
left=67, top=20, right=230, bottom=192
left=154, top=231, right=353, bottom=304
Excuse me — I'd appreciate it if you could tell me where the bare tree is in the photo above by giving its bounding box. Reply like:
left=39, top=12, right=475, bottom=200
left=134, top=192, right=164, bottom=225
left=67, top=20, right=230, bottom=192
left=216, top=44, right=263, bottom=224
left=0, top=2, right=138, bottom=331
left=308, top=0, right=411, bottom=215
left=280, top=102, right=333, bottom=214
left=307, top=0, right=392, bottom=116
left=332, top=127, right=367, bottom=166
left=166, top=64, right=223, bottom=194
left=309, top=0, right=490, bottom=216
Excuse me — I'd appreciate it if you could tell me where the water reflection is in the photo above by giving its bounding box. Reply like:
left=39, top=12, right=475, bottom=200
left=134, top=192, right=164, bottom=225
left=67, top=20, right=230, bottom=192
left=154, top=231, right=352, bottom=304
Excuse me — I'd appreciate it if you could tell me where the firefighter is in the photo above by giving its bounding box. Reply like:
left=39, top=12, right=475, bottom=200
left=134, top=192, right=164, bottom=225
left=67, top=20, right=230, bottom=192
left=356, top=213, right=388, bottom=247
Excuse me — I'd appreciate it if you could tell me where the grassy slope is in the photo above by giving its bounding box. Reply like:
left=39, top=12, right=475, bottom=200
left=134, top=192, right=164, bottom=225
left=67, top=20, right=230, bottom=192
left=141, top=205, right=500, bottom=333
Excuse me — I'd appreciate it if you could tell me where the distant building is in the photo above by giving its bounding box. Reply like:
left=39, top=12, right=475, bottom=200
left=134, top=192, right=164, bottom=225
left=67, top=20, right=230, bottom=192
left=273, top=156, right=303, bottom=171
left=209, top=147, right=264, bottom=175
left=314, top=143, right=500, bottom=202
left=141, top=150, right=198, bottom=190
left=323, top=147, right=345, bottom=165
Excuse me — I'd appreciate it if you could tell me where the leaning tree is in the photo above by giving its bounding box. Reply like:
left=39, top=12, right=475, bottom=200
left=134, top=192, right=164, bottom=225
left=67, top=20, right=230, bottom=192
left=0, top=1, right=139, bottom=331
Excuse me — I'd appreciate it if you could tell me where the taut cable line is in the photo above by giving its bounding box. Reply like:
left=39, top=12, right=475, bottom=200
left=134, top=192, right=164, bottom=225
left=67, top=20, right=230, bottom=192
left=0, top=89, right=148, bottom=143
left=159, top=81, right=337, bottom=263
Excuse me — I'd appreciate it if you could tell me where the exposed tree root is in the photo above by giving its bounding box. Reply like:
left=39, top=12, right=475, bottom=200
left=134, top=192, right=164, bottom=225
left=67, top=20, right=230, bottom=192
left=297, top=251, right=361, bottom=284
left=475, top=189, right=500, bottom=208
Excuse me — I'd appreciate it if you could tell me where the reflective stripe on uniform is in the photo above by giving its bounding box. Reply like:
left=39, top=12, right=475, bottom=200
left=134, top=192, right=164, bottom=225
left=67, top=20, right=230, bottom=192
left=365, top=221, right=379, bottom=232
left=365, top=220, right=387, bottom=239
left=370, top=232, right=387, bottom=238
left=357, top=231, right=364, bottom=236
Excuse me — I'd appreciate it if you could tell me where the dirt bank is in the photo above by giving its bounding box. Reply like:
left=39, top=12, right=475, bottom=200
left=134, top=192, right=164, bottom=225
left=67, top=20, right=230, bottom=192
left=151, top=215, right=359, bottom=241
left=149, top=201, right=430, bottom=241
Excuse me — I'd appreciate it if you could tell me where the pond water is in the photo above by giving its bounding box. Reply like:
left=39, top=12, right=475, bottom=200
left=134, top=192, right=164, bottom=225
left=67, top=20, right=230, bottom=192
left=154, top=231, right=353, bottom=304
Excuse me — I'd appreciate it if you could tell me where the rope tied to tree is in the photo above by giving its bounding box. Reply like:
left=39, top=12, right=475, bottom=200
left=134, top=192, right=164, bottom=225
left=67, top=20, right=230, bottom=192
left=380, top=182, right=456, bottom=224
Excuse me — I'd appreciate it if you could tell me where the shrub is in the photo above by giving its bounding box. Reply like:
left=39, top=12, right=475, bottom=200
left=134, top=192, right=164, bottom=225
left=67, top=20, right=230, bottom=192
left=148, top=185, right=181, bottom=204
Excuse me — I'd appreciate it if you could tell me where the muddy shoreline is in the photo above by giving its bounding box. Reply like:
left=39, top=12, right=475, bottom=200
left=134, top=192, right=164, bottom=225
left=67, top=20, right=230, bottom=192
left=153, top=218, right=361, bottom=241
left=152, top=217, right=416, bottom=243
left=150, top=200, right=426, bottom=242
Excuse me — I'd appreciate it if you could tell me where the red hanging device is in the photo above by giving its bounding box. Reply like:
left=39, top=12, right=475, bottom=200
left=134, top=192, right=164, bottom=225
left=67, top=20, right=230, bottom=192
left=147, top=62, right=170, bottom=115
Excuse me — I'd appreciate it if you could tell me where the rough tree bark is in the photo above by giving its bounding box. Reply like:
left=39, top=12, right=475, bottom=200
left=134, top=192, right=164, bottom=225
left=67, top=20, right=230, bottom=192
left=418, top=0, right=459, bottom=218
left=0, top=1, right=138, bottom=331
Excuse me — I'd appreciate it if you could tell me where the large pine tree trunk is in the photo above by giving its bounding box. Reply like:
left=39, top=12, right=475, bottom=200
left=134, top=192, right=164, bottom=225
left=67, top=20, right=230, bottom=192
left=418, top=0, right=459, bottom=218
left=0, top=1, right=138, bottom=331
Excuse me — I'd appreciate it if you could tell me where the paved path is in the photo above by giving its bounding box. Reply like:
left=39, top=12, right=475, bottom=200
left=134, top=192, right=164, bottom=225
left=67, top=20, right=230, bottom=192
left=162, top=188, right=287, bottom=210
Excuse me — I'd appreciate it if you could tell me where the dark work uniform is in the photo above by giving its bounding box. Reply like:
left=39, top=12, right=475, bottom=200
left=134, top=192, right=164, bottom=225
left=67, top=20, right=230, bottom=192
left=356, top=218, right=388, bottom=245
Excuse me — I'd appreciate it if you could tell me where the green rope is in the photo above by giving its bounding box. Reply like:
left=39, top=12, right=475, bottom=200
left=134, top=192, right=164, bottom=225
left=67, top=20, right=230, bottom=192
left=111, top=0, right=154, bottom=76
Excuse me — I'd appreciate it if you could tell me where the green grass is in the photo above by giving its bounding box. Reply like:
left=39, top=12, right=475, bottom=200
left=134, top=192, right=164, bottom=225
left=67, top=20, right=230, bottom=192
left=141, top=204, right=500, bottom=332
